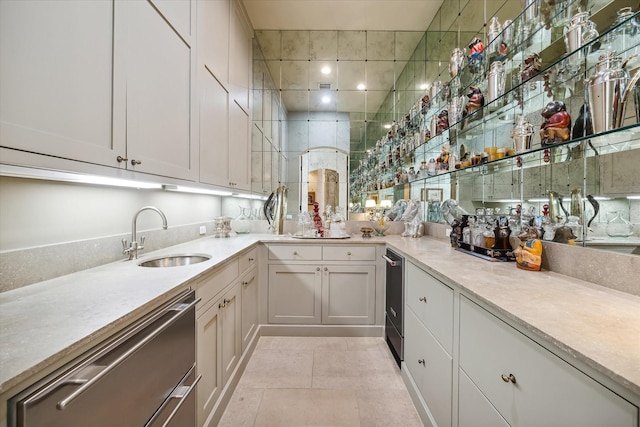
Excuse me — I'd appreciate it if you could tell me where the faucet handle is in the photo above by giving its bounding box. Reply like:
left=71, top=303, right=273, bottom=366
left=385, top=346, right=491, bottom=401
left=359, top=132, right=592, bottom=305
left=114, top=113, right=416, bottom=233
left=139, top=235, right=146, bottom=250
left=122, top=239, right=129, bottom=254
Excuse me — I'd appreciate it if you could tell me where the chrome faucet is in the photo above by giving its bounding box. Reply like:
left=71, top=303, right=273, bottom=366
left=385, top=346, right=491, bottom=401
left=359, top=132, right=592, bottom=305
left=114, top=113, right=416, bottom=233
left=122, top=206, right=168, bottom=260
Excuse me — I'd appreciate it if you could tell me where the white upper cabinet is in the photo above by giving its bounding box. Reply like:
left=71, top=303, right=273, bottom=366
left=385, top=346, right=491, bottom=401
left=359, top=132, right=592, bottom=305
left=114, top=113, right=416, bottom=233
left=229, top=0, right=252, bottom=110
left=197, top=0, right=230, bottom=86
left=199, top=67, right=230, bottom=186
left=119, top=0, right=195, bottom=180
left=229, top=101, right=250, bottom=190
left=0, top=0, right=121, bottom=164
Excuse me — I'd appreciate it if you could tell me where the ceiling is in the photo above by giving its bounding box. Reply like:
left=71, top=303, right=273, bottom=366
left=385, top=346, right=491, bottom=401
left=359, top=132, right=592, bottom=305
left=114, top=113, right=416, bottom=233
left=242, top=0, right=445, bottom=122
left=241, top=0, right=445, bottom=32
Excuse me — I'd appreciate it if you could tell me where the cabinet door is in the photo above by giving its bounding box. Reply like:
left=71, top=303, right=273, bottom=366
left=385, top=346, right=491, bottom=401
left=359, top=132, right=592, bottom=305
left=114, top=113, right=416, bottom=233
left=0, top=1, right=121, bottom=166
left=196, top=301, right=222, bottom=427
left=322, top=264, right=375, bottom=325
left=229, top=0, right=252, bottom=110
left=458, top=368, right=510, bottom=427
left=241, top=266, right=258, bottom=352
left=405, top=309, right=453, bottom=427
left=220, top=282, right=241, bottom=385
left=406, top=261, right=454, bottom=355
left=199, top=67, right=230, bottom=186
left=197, top=0, right=229, bottom=86
left=123, top=0, right=194, bottom=180
left=229, top=101, right=250, bottom=190
left=268, top=264, right=322, bottom=324
left=459, top=297, right=637, bottom=427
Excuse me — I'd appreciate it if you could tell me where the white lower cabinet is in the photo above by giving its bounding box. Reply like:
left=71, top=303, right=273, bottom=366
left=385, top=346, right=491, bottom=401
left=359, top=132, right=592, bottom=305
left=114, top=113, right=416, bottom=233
left=405, top=308, right=453, bottom=427
left=240, top=266, right=258, bottom=352
left=266, top=244, right=379, bottom=325
left=458, top=296, right=637, bottom=427
left=195, top=248, right=259, bottom=427
left=458, top=368, right=509, bottom=427
left=268, top=264, right=322, bottom=324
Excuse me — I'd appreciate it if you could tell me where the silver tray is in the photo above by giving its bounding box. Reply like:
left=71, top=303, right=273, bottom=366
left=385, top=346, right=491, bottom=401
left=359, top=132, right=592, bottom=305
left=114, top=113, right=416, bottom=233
left=291, top=235, right=351, bottom=240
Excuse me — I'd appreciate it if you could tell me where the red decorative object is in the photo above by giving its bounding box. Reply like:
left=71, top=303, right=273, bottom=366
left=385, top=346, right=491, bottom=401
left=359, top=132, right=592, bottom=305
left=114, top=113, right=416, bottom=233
left=312, top=202, right=324, bottom=237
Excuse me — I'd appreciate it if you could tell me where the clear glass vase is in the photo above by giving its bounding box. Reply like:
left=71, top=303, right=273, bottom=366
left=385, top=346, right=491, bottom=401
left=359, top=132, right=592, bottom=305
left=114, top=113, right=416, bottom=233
left=605, top=211, right=633, bottom=238
left=232, top=207, right=251, bottom=235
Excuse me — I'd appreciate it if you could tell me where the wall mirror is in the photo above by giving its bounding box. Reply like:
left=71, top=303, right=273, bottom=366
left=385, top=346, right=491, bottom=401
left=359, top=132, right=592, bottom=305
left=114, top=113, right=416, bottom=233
left=252, top=0, right=639, bottom=254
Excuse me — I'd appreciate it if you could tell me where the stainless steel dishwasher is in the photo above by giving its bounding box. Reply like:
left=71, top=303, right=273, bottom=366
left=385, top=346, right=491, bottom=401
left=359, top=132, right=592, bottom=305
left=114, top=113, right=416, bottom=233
left=9, top=289, right=200, bottom=427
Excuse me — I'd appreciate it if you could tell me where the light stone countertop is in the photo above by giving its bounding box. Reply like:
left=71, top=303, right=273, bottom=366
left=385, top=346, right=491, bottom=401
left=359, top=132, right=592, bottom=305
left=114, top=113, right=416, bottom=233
left=384, top=235, right=640, bottom=399
left=1, top=232, right=638, bottom=404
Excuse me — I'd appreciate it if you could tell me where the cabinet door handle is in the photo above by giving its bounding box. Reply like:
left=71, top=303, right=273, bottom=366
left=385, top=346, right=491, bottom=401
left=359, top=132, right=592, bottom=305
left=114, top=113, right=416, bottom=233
left=116, top=155, right=128, bottom=163
left=324, top=267, right=328, bottom=272
left=242, top=276, right=255, bottom=287
left=131, top=159, right=142, bottom=166
left=419, top=296, right=427, bottom=303
left=418, top=359, right=425, bottom=366
left=501, top=373, right=516, bottom=384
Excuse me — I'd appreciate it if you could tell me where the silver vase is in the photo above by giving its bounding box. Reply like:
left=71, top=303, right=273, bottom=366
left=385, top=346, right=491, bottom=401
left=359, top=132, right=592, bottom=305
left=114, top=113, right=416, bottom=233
left=587, top=51, right=630, bottom=133
left=511, top=115, right=534, bottom=153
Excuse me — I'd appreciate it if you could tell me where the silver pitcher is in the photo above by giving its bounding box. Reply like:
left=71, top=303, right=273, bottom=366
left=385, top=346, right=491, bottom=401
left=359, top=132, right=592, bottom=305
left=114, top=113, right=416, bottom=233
left=511, top=115, right=534, bottom=153
left=430, top=114, right=438, bottom=137
left=487, top=17, right=502, bottom=55
left=564, top=11, right=598, bottom=56
left=449, top=48, right=465, bottom=78
left=586, top=51, right=631, bottom=133
left=486, top=61, right=506, bottom=106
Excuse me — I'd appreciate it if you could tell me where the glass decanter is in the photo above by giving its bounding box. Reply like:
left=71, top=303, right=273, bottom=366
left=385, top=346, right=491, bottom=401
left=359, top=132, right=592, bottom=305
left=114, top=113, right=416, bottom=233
left=605, top=211, right=634, bottom=238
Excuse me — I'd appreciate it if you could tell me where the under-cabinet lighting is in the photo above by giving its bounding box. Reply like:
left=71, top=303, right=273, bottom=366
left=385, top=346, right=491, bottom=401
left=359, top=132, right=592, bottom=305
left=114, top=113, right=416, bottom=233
left=527, top=198, right=548, bottom=203
left=232, top=193, right=268, bottom=200
left=0, top=164, right=162, bottom=189
left=492, top=199, right=521, bottom=203
left=627, top=195, right=640, bottom=200
left=164, top=185, right=232, bottom=196
left=592, top=196, right=612, bottom=201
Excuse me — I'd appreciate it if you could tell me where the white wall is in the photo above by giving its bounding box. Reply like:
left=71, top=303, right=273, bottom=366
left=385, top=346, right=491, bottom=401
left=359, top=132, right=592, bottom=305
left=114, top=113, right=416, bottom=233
left=0, top=176, right=222, bottom=251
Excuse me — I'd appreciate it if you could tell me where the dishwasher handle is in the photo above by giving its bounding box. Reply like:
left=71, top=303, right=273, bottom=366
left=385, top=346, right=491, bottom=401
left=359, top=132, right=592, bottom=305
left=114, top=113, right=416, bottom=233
left=382, top=254, right=401, bottom=267
left=56, top=296, right=200, bottom=411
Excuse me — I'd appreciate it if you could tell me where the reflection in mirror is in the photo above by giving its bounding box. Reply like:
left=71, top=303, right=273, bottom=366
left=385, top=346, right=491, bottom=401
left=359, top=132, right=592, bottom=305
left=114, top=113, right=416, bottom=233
left=301, top=148, right=348, bottom=215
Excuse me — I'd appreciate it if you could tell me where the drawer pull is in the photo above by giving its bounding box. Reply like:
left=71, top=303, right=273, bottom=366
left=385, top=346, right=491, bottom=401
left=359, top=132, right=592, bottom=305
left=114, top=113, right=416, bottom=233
left=347, top=251, right=352, bottom=256
left=501, top=373, right=516, bottom=384
left=419, top=296, right=427, bottom=303
left=293, top=251, right=298, bottom=256
left=248, top=257, right=254, bottom=262
left=324, top=267, right=328, bottom=272
left=316, top=267, right=321, bottom=271
left=418, top=359, right=425, bottom=366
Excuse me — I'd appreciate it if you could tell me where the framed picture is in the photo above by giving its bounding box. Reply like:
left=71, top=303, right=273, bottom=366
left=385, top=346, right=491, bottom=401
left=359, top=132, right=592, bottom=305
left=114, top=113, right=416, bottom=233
left=422, top=188, right=443, bottom=203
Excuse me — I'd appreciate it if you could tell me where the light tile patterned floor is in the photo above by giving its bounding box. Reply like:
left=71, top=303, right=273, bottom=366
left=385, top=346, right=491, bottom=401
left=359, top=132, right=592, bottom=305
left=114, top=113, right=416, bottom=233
left=219, top=336, right=423, bottom=427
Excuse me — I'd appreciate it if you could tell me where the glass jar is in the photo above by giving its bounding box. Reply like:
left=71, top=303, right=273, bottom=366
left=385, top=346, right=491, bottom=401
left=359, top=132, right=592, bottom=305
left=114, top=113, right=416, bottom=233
left=232, top=207, right=251, bottom=234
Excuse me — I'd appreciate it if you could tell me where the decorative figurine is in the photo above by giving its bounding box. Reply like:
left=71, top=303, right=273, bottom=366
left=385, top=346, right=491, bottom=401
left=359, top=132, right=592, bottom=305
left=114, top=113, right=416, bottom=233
left=436, top=109, right=449, bottom=134
left=552, top=225, right=577, bottom=244
left=540, top=100, right=571, bottom=146
left=521, top=52, right=542, bottom=82
left=421, top=95, right=430, bottom=114
left=463, top=86, right=484, bottom=126
left=514, top=239, right=543, bottom=271
left=468, top=37, right=485, bottom=76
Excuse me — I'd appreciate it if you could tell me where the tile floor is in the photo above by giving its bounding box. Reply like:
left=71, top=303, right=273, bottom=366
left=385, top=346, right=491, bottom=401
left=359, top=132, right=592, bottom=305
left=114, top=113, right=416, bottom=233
left=219, top=336, right=423, bottom=426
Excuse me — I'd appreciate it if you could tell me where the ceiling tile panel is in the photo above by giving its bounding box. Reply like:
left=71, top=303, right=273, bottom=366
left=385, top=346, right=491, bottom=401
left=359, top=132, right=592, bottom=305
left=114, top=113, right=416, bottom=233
left=310, top=31, right=338, bottom=60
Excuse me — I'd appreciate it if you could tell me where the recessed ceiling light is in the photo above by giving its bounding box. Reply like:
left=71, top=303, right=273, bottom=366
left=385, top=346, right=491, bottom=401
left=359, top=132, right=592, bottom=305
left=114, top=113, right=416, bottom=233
left=357, top=83, right=366, bottom=90
left=420, top=83, right=429, bottom=90
left=321, top=66, right=331, bottom=75
left=321, top=95, right=331, bottom=104
left=383, top=124, right=392, bottom=129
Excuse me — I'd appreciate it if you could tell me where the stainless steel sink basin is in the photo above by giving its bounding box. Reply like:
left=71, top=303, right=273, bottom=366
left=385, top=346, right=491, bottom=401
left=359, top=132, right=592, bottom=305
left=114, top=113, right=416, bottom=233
left=138, top=254, right=211, bottom=268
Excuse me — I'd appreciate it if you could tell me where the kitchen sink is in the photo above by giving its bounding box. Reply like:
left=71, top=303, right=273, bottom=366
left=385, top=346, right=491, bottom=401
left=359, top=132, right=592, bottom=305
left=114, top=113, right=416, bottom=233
left=138, top=254, right=211, bottom=268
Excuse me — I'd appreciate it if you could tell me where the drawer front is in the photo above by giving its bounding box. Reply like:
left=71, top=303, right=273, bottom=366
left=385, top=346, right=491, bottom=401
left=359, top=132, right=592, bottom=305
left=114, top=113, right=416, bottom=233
left=238, top=246, right=257, bottom=272
left=406, top=261, right=454, bottom=355
left=459, top=297, right=637, bottom=427
left=268, top=244, right=322, bottom=261
left=405, top=309, right=453, bottom=427
left=321, top=245, right=376, bottom=261
left=196, top=258, right=239, bottom=310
